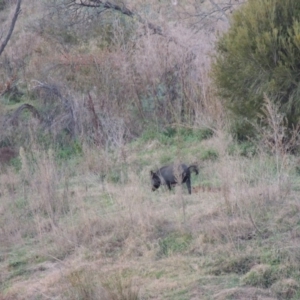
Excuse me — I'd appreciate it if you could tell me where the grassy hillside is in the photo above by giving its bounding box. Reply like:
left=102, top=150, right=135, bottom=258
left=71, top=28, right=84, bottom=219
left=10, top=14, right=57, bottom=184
left=1, top=0, right=300, bottom=299
left=1, top=129, right=300, bottom=299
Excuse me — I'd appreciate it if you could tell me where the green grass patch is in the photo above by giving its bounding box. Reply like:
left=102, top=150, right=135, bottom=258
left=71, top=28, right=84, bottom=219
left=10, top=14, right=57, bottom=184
left=140, top=126, right=214, bottom=146
left=159, top=151, right=176, bottom=165
left=6, top=247, right=40, bottom=280
left=157, top=232, right=193, bottom=258
left=200, top=148, right=219, bottom=161
left=56, top=140, right=83, bottom=161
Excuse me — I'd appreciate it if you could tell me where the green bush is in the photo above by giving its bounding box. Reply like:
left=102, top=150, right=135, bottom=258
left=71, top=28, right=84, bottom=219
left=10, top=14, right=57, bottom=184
left=212, top=0, right=300, bottom=139
left=56, top=140, right=82, bottom=160
left=178, top=127, right=214, bottom=142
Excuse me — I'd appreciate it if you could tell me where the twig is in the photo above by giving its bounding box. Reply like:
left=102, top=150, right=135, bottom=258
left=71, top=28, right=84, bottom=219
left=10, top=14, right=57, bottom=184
left=0, top=0, right=22, bottom=56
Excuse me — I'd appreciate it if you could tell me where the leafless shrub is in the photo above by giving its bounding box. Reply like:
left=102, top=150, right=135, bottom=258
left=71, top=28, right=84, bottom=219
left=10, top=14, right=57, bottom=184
left=31, top=81, right=79, bottom=140
left=100, top=116, right=127, bottom=150
left=255, top=95, right=300, bottom=196
left=0, top=0, right=227, bottom=151
left=175, top=0, right=245, bottom=32
left=259, top=94, right=300, bottom=153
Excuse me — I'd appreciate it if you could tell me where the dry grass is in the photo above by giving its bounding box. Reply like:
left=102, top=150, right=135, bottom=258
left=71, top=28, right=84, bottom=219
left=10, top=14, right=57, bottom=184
left=0, top=131, right=300, bottom=299
left=1, top=1, right=300, bottom=299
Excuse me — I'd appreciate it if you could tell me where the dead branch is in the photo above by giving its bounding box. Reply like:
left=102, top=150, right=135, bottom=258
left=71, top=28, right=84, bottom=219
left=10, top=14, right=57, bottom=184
left=0, top=0, right=22, bottom=57
left=86, top=92, right=103, bottom=146
left=0, top=74, right=17, bottom=96
left=7, top=103, right=42, bottom=126
left=60, top=0, right=162, bottom=35
left=177, top=0, right=245, bottom=32
left=32, top=81, right=78, bottom=138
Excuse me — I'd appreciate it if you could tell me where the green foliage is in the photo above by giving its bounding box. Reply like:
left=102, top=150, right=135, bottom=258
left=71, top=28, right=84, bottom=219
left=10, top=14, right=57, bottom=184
left=212, top=0, right=300, bottom=138
left=260, top=249, right=282, bottom=266
left=157, top=232, right=192, bottom=257
left=9, top=156, right=22, bottom=172
left=177, top=127, right=214, bottom=142
left=1, top=89, right=23, bottom=104
left=140, top=126, right=167, bottom=144
left=56, top=140, right=83, bottom=161
left=7, top=250, right=30, bottom=279
left=140, top=126, right=213, bottom=145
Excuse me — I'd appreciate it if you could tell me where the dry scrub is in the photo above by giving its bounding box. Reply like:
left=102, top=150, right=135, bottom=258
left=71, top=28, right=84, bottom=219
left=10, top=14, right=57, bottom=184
left=0, top=131, right=300, bottom=299
left=0, top=1, right=300, bottom=299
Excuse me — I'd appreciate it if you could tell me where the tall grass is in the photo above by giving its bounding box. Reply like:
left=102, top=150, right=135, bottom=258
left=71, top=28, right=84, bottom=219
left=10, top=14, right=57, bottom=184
left=1, top=1, right=300, bottom=299
left=1, top=127, right=300, bottom=299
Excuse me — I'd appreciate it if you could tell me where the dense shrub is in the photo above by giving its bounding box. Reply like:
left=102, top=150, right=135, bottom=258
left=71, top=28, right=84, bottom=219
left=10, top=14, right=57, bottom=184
left=212, top=0, right=300, bottom=138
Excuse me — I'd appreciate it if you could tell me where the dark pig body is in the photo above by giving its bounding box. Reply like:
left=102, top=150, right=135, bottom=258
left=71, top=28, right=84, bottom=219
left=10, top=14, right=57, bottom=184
left=150, top=163, right=198, bottom=194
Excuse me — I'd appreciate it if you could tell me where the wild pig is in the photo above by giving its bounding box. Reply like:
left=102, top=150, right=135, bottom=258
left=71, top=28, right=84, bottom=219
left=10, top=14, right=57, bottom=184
left=150, top=163, right=198, bottom=194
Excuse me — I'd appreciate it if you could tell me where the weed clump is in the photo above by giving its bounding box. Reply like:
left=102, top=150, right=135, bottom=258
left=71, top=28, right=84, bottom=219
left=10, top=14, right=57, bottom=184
left=271, top=278, right=300, bottom=299
left=241, top=264, right=279, bottom=288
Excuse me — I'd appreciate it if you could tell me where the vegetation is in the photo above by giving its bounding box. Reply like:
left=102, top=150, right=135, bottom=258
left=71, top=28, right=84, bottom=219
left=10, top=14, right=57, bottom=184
left=212, top=0, right=300, bottom=138
left=1, top=0, right=300, bottom=299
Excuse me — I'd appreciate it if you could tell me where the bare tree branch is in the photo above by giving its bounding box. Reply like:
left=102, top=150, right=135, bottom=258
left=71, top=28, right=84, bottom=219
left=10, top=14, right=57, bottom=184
left=0, top=0, right=22, bottom=57
left=177, top=0, right=245, bottom=32
left=7, top=103, right=42, bottom=126
left=59, top=0, right=163, bottom=35
left=208, top=0, right=229, bottom=22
